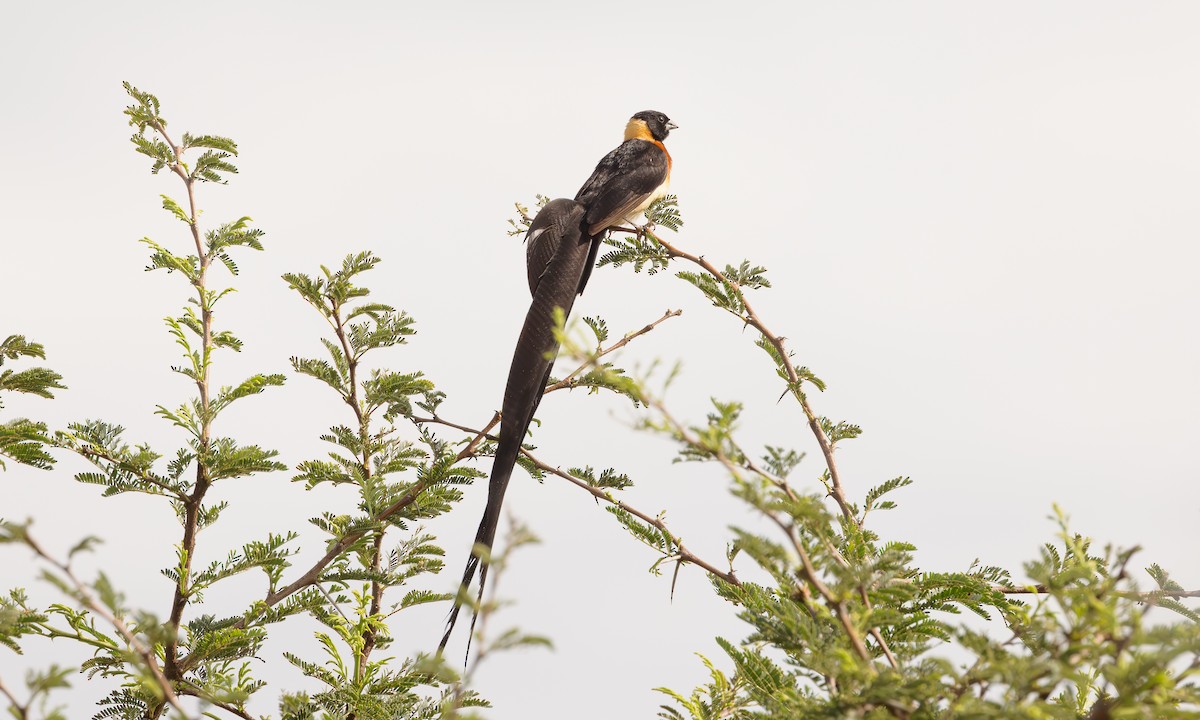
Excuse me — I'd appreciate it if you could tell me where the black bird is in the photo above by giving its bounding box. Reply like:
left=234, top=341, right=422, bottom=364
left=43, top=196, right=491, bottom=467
left=439, top=111, right=677, bottom=657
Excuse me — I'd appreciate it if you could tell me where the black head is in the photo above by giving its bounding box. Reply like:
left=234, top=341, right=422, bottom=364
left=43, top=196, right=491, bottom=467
left=631, top=110, right=678, bottom=141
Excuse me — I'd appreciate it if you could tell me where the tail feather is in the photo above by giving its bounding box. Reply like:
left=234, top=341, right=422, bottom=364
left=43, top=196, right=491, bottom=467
left=438, top=199, right=592, bottom=662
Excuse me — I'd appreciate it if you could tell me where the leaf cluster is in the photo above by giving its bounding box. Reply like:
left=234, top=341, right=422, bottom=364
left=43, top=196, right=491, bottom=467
left=601, top=203, right=1200, bottom=720
left=0, top=335, right=65, bottom=470
left=124, top=82, right=239, bottom=184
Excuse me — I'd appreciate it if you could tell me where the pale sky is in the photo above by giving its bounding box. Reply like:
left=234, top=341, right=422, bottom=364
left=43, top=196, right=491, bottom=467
left=2, top=2, right=1199, bottom=717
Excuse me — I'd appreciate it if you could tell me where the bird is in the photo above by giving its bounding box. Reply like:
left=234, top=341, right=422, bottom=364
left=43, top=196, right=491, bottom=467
left=574, top=110, right=678, bottom=292
left=439, top=111, right=677, bottom=659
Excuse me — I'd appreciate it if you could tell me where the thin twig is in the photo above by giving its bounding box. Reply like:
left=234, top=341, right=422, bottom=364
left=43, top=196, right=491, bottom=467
left=21, top=532, right=189, bottom=716
left=525, top=448, right=739, bottom=585
left=177, top=681, right=255, bottom=720
left=151, top=118, right=213, bottom=686
left=544, top=309, right=682, bottom=393
left=604, top=233, right=905, bottom=668
left=640, top=229, right=858, bottom=526
left=762, top=511, right=873, bottom=665
left=991, top=584, right=1200, bottom=599
left=412, top=413, right=737, bottom=586
left=0, top=675, right=25, bottom=720
left=227, top=473, right=435, bottom=633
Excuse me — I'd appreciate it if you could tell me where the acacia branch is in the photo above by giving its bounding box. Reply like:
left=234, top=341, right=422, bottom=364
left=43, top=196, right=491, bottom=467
left=767, top=513, right=872, bottom=663
left=544, top=308, right=682, bottom=394
left=581, top=252, right=900, bottom=668
left=523, top=447, right=739, bottom=585
left=158, top=118, right=213, bottom=684
left=325, top=298, right=388, bottom=691
left=21, top=531, right=189, bottom=717
left=0, top=675, right=25, bottom=720
left=639, top=229, right=858, bottom=526
left=992, top=584, right=1200, bottom=599
left=176, top=681, right=254, bottom=720
left=640, top=389, right=887, bottom=666
left=227, top=471, right=436, bottom=633
left=71, top=445, right=188, bottom=500
left=411, top=414, right=738, bottom=586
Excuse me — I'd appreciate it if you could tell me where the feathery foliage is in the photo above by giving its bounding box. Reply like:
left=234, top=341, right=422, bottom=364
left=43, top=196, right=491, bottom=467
left=278, top=251, right=495, bottom=717
left=579, top=203, right=1200, bottom=719
left=3, top=86, right=1196, bottom=720
left=0, top=335, right=65, bottom=471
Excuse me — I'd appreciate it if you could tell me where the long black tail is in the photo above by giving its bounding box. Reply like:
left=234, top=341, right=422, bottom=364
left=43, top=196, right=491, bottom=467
left=439, top=199, right=593, bottom=659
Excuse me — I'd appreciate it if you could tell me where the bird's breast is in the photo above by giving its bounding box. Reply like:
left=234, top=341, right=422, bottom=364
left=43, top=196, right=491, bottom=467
left=629, top=141, right=672, bottom=217
left=632, top=176, right=671, bottom=218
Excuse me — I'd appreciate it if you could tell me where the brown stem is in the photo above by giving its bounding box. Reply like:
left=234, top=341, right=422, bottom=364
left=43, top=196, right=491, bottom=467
left=639, top=229, right=858, bottom=526
left=228, top=309, right=680, bottom=633
left=176, top=682, right=254, bottom=720
left=528, top=450, right=739, bottom=585
left=0, top=675, right=26, bottom=720
left=991, top=584, right=1200, bottom=599
left=327, top=301, right=388, bottom=686
left=22, top=532, right=189, bottom=716
left=543, top=309, right=682, bottom=393
left=359, top=532, right=386, bottom=679
left=410, top=414, right=738, bottom=586
left=763, top=512, right=872, bottom=665
left=226, top=473, right=434, bottom=633
left=154, top=119, right=215, bottom=685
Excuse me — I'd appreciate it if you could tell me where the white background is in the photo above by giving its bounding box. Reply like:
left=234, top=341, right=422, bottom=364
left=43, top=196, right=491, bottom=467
left=2, top=2, right=1198, bottom=717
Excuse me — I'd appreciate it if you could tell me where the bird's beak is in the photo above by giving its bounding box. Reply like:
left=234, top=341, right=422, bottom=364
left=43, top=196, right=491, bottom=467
left=667, top=121, right=679, bottom=130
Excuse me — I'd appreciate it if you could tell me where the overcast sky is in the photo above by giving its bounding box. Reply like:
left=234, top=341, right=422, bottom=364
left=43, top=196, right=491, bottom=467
left=2, top=2, right=1199, bottom=717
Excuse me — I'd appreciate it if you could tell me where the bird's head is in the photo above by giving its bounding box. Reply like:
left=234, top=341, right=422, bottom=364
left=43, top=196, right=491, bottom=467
left=625, top=110, right=678, bottom=142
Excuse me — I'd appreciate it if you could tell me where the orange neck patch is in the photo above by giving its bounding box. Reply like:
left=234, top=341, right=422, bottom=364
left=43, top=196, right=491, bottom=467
left=623, top=118, right=654, bottom=141
left=625, top=119, right=672, bottom=175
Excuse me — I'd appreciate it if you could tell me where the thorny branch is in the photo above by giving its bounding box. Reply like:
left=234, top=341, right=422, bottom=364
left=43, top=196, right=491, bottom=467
left=636, top=385, right=893, bottom=667
left=413, top=411, right=739, bottom=586
left=635, top=227, right=859, bottom=526
left=410, top=307, right=738, bottom=587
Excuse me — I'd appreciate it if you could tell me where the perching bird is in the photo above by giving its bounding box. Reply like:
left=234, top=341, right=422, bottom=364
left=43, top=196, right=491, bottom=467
left=439, top=111, right=677, bottom=658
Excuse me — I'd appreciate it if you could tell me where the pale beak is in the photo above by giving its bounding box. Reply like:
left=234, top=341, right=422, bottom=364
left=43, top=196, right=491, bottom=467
left=667, top=121, right=679, bottom=130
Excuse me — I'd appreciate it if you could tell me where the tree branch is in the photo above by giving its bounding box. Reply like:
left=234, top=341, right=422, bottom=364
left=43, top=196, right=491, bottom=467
left=20, top=531, right=189, bottom=717
left=411, top=414, right=739, bottom=586
left=638, top=228, right=858, bottom=526
left=544, top=308, right=682, bottom=394
left=992, top=584, right=1200, bottom=599
left=0, top=675, right=26, bottom=720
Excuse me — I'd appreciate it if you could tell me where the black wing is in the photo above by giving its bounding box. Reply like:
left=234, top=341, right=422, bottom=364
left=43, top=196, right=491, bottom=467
left=440, top=199, right=591, bottom=659
left=575, top=139, right=669, bottom=237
